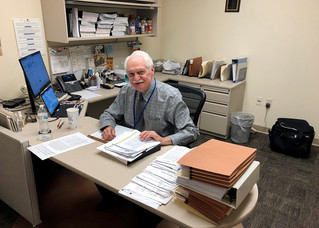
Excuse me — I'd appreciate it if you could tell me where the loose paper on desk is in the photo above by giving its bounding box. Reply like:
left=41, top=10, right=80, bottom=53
left=119, top=146, right=191, bottom=209
left=28, top=132, right=95, bottom=160
left=71, top=90, right=102, bottom=99
left=90, top=124, right=133, bottom=141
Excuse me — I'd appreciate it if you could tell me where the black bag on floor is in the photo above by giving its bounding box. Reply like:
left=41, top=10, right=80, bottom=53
left=269, top=118, right=315, bottom=158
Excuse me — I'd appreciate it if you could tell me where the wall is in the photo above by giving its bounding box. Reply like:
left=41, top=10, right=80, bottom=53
left=154, top=0, right=319, bottom=140
left=1, top=0, right=318, bottom=141
left=0, top=0, right=48, bottom=100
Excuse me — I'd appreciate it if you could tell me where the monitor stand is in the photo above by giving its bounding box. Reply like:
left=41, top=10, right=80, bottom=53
left=25, top=109, right=37, bottom=123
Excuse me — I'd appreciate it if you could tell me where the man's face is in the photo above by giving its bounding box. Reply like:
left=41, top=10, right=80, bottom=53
left=126, top=55, right=154, bottom=93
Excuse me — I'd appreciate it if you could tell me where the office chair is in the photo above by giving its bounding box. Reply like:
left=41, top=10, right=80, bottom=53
left=166, top=82, right=206, bottom=126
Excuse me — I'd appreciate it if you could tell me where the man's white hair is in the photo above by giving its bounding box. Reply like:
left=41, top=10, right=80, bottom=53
left=124, top=50, right=154, bottom=71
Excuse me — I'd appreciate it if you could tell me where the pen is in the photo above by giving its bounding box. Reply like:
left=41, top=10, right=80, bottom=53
left=58, top=121, right=65, bottom=129
left=57, top=119, right=61, bottom=128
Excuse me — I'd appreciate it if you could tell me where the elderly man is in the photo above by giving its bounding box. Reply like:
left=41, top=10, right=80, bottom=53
left=100, top=50, right=199, bottom=145
left=96, top=51, right=199, bottom=226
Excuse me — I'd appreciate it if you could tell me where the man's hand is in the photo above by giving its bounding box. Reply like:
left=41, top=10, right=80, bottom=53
left=139, top=131, right=172, bottom=145
left=101, top=126, right=116, bottom=141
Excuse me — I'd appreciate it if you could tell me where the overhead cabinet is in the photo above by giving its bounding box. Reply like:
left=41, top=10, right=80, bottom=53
left=41, top=0, right=159, bottom=44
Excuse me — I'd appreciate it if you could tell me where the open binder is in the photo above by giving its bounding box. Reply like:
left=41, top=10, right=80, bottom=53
left=97, top=129, right=161, bottom=165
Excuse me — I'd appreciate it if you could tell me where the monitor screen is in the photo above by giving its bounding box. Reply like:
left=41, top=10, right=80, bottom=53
left=19, top=51, right=51, bottom=98
left=19, top=51, right=51, bottom=113
left=41, top=86, right=59, bottom=115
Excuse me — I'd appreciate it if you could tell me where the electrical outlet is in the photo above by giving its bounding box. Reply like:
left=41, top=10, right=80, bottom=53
left=256, top=97, right=262, bottom=106
left=266, top=98, right=272, bottom=105
left=20, top=85, right=28, bottom=94
left=265, top=98, right=272, bottom=108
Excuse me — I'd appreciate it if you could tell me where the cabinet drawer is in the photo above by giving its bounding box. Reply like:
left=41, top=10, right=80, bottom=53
left=205, top=90, right=230, bottom=103
left=199, top=112, right=228, bottom=136
left=203, top=102, right=228, bottom=114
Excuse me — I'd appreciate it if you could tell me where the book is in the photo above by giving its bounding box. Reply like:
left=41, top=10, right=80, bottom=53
left=97, top=129, right=161, bottom=165
left=220, top=63, right=232, bottom=81
left=210, top=60, right=226, bottom=80
left=232, top=57, right=247, bottom=82
left=198, top=60, right=215, bottom=78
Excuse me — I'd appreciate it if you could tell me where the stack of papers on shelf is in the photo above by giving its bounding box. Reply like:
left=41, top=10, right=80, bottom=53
left=79, top=11, right=99, bottom=37
left=97, top=129, right=160, bottom=165
left=173, top=139, right=259, bottom=224
left=119, top=146, right=191, bottom=208
left=112, top=16, right=128, bottom=36
left=96, top=13, right=117, bottom=36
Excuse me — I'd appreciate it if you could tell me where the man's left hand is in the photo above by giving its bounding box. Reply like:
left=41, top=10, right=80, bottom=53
left=139, top=131, right=172, bottom=145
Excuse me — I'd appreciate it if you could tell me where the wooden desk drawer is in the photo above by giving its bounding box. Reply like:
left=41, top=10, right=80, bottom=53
left=199, top=112, right=228, bottom=136
left=204, top=90, right=230, bottom=103
left=203, top=102, right=228, bottom=114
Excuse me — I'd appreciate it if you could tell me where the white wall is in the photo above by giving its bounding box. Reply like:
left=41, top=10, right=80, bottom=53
left=0, top=0, right=48, bottom=100
left=153, top=0, right=319, bottom=139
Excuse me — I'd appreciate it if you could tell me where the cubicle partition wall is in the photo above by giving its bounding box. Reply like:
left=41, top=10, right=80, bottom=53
left=0, top=126, right=41, bottom=226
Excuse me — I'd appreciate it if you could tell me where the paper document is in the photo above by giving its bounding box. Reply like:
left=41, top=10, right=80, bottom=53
left=72, top=90, right=101, bottom=99
left=90, top=125, right=133, bottom=141
left=119, top=146, right=190, bottom=208
left=28, top=132, right=95, bottom=160
left=98, top=130, right=160, bottom=157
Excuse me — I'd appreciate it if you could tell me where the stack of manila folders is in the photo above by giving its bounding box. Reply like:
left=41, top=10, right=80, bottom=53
left=174, top=139, right=260, bottom=224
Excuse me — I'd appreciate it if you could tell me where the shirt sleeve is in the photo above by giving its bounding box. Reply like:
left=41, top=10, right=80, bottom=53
left=99, top=87, right=126, bottom=131
left=166, top=93, right=200, bottom=145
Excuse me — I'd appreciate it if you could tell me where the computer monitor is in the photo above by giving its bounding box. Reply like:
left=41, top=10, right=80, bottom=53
left=19, top=51, right=51, bottom=113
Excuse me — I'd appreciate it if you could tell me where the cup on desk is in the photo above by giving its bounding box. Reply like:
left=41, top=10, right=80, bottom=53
left=66, top=108, right=79, bottom=129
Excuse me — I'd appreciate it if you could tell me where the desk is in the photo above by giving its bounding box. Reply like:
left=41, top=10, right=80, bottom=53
left=20, top=116, right=258, bottom=228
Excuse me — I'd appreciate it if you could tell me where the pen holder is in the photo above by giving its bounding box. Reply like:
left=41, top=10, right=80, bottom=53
left=89, top=78, right=98, bottom=87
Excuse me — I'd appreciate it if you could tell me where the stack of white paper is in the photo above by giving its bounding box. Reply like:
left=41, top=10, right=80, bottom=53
left=119, top=146, right=191, bottom=209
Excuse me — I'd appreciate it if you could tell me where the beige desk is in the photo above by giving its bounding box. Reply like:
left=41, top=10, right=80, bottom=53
left=20, top=116, right=258, bottom=228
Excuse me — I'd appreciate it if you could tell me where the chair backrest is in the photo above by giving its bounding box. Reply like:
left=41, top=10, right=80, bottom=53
left=167, top=82, right=206, bottom=126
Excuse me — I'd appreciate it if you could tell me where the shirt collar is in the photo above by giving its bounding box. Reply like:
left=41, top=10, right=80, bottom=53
left=140, top=78, right=155, bottom=101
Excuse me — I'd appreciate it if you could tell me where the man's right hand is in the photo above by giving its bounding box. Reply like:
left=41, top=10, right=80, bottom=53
left=101, top=126, right=116, bottom=141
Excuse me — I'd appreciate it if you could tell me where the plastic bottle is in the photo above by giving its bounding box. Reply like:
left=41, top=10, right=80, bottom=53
left=147, top=19, right=152, bottom=34
left=141, top=19, right=147, bottom=34
left=37, top=105, right=51, bottom=140
left=135, top=16, right=140, bottom=34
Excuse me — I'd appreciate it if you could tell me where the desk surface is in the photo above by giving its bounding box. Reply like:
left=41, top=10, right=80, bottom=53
left=20, top=117, right=257, bottom=228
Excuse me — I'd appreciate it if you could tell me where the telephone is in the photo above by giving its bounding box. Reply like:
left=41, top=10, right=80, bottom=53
left=56, top=74, right=83, bottom=93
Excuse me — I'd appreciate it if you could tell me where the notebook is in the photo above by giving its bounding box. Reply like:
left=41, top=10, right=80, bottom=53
left=41, top=86, right=82, bottom=118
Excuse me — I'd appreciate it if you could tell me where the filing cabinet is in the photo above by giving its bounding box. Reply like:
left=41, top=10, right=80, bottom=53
left=178, top=79, right=246, bottom=139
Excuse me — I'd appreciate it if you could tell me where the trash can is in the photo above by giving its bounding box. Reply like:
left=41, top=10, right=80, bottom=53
left=230, top=112, right=255, bottom=144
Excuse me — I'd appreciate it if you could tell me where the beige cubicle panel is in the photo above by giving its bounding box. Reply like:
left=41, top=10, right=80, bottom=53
left=0, top=126, right=41, bottom=226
